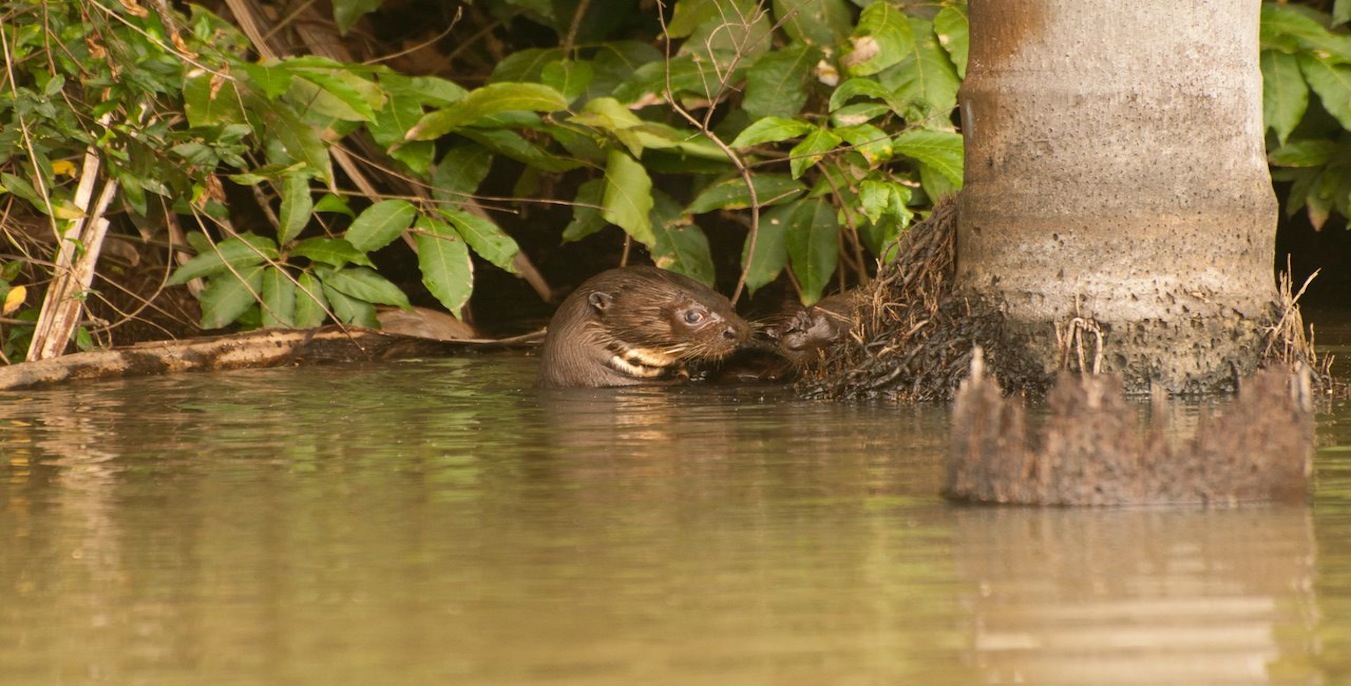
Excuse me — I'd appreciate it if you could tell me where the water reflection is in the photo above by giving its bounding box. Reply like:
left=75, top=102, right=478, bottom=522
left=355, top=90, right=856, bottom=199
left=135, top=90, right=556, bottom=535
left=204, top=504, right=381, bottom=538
left=0, top=356, right=1341, bottom=684
left=953, top=507, right=1318, bottom=684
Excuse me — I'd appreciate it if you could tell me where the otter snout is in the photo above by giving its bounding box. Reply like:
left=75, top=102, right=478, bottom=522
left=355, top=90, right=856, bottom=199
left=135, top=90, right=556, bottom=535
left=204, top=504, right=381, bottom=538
left=723, top=319, right=749, bottom=343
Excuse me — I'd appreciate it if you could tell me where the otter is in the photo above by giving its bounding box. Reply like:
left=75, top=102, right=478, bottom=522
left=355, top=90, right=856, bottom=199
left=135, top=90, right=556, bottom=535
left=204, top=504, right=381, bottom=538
left=767, top=293, right=855, bottom=365
left=536, top=266, right=751, bottom=388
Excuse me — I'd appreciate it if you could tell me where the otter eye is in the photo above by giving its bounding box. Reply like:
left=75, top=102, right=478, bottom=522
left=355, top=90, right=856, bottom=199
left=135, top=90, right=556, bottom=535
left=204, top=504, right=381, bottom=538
left=682, top=309, right=706, bottom=325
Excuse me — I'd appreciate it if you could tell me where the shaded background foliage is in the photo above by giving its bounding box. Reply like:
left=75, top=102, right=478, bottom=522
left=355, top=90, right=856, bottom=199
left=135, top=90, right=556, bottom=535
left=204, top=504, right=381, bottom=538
left=0, top=0, right=1348, bottom=360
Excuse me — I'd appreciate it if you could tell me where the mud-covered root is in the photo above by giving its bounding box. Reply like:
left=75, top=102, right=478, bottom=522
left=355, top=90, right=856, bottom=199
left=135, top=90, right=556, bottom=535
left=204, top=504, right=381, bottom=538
left=945, top=348, right=1313, bottom=506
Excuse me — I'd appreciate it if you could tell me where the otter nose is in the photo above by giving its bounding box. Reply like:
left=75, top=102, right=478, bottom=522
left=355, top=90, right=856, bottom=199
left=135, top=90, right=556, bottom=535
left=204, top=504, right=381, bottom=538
left=723, top=319, right=750, bottom=343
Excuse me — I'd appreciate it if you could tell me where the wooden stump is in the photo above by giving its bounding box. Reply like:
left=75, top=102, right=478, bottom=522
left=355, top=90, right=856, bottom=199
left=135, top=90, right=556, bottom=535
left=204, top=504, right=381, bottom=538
left=945, top=348, right=1313, bottom=506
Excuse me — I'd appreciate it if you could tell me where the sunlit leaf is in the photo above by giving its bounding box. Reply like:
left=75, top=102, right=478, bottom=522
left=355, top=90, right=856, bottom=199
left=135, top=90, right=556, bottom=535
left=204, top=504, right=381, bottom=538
left=741, top=203, right=793, bottom=294
left=729, top=116, right=814, bottom=148
left=345, top=199, right=415, bottom=252
left=406, top=83, right=568, bottom=140
left=323, top=266, right=412, bottom=308
left=277, top=172, right=312, bottom=245
left=879, top=17, right=961, bottom=120
left=933, top=3, right=969, bottom=79
left=415, top=217, right=474, bottom=318
left=789, top=127, right=841, bottom=178
left=743, top=44, right=818, bottom=119
left=894, top=128, right=964, bottom=187
left=291, top=237, right=373, bottom=267
left=321, top=279, right=379, bottom=327
left=1262, top=50, right=1309, bottom=145
left=602, top=150, right=655, bottom=246
left=199, top=264, right=265, bottom=329
left=686, top=174, right=806, bottom=214
left=1300, top=53, right=1351, bottom=130
left=784, top=199, right=838, bottom=305
left=260, top=266, right=297, bottom=328
left=772, top=0, right=852, bottom=47
left=293, top=271, right=330, bottom=327
left=438, top=207, right=520, bottom=274
left=168, top=234, right=279, bottom=286
left=563, top=178, right=607, bottom=242
left=841, top=2, right=915, bottom=77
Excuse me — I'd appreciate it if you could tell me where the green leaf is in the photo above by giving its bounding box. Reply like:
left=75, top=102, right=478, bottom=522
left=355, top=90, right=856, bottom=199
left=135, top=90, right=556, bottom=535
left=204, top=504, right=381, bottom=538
left=772, top=0, right=852, bottom=47
left=1300, top=53, right=1351, bottom=130
left=287, top=67, right=381, bottom=122
left=614, top=54, right=741, bottom=106
left=878, top=17, right=962, bottom=120
left=183, top=70, right=247, bottom=127
left=345, top=199, right=415, bottom=252
left=894, top=129, right=964, bottom=187
left=291, top=237, right=373, bottom=267
left=541, top=59, right=594, bottom=103
left=459, top=128, right=580, bottom=173
left=333, top=0, right=382, bottom=33
left=1261, top=4, right=1351, bottom=58
left=168, top=234, right=280, bottom=286
left=602, top=150, right=655, bottom=246
left=406, top=83, right=568, bottom=140
left=491, top=48, right=567, bottom=83
left=828, top=77, right=907, bottom=114
left=729, top=116, right=815, bottom=148
left=1262, top=50, right=1309, bottom=145
left=322, top=266, right=412, bottom=308
left=834, top=123, right=894, bottom=166
left=789, top=127, right=842, bottom=178
left=741, top=203, right=793, bottom=294
left=199, top=264, right=265, bottom=329
left=0, top=172, right=47, bottom=214
left=414, top=217, right=474, bottom=318
left=315, top=193, right=354, bottom=216
left=294, top=271, right=330, bottom=327
left=933, top=3, right=969, bottom=79
left=1337, top=0, right=1351, bottom=27
left=649, top=190, right=715, bottom=285
left=321, top=280, right=379, bottom=327
left=1268, top=139, right=1340, bottom=167
left=277, top=172, right=312, bottom=245
left=563, top=178, right=607, bottom=242
left=237, top=62, right=293, bottom=100
left=830, top=102, right=892, bottom=127
left=841, top=1, right=915, bottom=77
left=433, top=144, right=494, bottom=200
left=255, top=96, right=334, bottom=183
left=743, top=44, right=818, bottom=119
left=438, top=207, right=520, bottom=274
left=261, top=266, right=297, bottom=328
left=686, top=174, right=806, bottom=214
left=784, top=199, right=839, bottom=305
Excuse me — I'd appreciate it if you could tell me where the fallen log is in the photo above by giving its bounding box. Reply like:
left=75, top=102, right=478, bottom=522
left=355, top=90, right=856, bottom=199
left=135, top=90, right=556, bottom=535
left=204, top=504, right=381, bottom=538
left=0, top=326, right=541, bottom=390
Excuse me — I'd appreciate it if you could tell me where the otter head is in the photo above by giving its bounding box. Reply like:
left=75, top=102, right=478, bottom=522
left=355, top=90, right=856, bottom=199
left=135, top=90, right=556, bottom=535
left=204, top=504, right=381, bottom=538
left=591, top=267, right=749, bottom=372
left=536, top=266, right=750, bottom=388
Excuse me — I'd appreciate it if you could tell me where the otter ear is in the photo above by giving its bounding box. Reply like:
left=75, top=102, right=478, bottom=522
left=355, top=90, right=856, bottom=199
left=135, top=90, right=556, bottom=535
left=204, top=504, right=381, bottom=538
left=587, top=291, right=615, bottom=312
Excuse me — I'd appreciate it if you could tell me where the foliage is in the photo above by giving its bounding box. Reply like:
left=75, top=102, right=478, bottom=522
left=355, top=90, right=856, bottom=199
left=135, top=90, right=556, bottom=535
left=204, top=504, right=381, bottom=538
left=7, top=0, right=1347, bottom=357
left=0, top=0, right=964, bottom=354
left=1262, top=1, right=1351, bottom=228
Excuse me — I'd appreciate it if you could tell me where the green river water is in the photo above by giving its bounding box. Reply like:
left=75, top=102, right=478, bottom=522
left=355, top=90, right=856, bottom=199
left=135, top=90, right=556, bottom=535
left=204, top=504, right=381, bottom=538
left=1, top=352, right=1348, bottom=685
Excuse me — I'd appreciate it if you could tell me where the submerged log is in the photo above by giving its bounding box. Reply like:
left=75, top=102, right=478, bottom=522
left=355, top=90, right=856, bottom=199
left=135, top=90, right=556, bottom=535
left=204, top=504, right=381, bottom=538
left=0, top=326, right=540, bottom=390
left=946, top=349, right=1313, bottom=506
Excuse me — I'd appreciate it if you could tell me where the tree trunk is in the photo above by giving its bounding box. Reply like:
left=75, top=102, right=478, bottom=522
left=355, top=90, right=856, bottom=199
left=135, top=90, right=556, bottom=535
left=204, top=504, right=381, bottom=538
left=957, top=0, right=1278, bottom=393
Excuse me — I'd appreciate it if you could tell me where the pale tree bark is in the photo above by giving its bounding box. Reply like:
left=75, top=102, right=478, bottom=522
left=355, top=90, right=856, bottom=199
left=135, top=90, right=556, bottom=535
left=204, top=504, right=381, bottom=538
left=957, top=0, right=1278, bottom=393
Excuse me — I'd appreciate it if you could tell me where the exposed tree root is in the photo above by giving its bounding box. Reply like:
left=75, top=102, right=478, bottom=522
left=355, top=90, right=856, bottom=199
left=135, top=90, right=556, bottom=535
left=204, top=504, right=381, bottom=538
left=797, top=193, right=1329, bottom=401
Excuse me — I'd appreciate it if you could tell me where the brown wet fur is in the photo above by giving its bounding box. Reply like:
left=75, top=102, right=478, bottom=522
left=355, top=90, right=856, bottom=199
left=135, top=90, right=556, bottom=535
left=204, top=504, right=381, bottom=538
left=536, top=266, right=750, bottom=388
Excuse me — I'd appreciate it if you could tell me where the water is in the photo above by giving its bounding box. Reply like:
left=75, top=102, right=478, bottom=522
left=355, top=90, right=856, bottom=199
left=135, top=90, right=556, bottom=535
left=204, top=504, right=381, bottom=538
left=0, top=354, right=1342, bottom=685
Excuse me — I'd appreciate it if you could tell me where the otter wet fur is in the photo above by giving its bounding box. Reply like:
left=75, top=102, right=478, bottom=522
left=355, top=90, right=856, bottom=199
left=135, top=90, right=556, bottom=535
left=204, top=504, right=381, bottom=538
left=535, top=266, right=751, bottom=388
